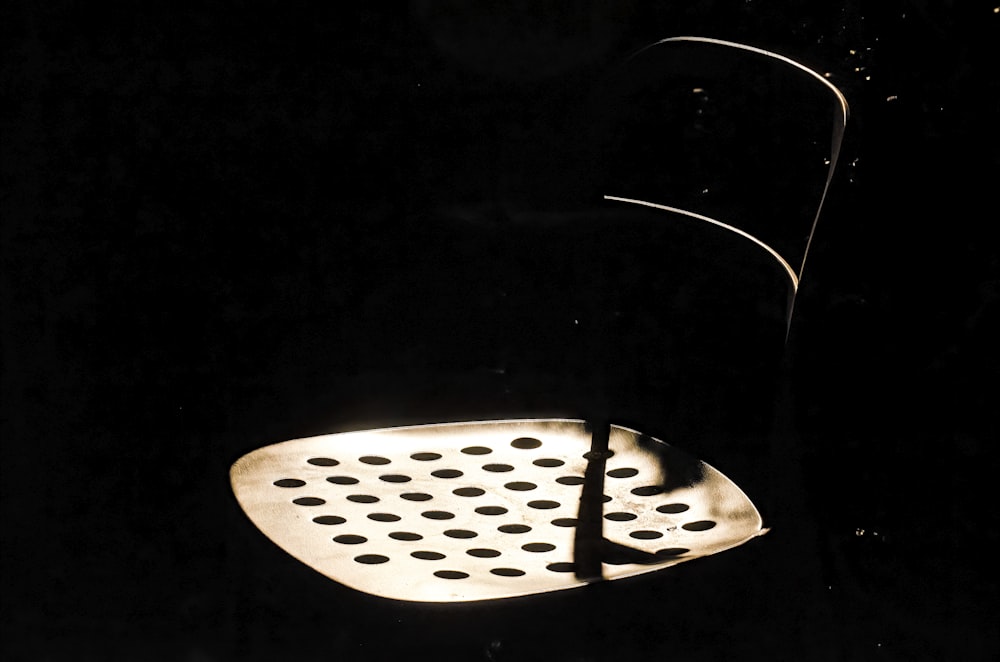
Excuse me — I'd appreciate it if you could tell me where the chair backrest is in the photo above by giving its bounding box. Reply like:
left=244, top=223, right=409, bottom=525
left=593, top=37, right=849, bottom=296
left=312, top=38, right=849, bottom=450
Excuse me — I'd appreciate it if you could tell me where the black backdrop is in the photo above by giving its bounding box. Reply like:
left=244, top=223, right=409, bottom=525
left=3, top=2, right=998, bottom=660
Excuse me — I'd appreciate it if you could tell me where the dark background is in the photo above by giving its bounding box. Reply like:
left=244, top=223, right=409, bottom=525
left=3, top=2, right=998, bottom=660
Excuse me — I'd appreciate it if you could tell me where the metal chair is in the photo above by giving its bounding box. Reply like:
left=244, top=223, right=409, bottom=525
left=231, top=36, right=848, bottom=602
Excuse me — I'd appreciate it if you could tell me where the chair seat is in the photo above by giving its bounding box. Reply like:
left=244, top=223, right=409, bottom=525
left=231, top=419, right=764, bottom=601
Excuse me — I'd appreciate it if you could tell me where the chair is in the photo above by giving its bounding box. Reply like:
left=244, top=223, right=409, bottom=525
left=230, top=36, right=848, bottom=602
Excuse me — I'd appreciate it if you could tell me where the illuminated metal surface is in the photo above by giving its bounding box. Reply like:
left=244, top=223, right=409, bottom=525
left=231, top=420, right=763, bottom=602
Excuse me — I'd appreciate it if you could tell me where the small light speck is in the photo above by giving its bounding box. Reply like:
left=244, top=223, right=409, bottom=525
left=865, top=75, right=871, bottom=81
left=886, top=95, right=898, bottom=101
left=849, top=49, right=856, bottom=55
left=823, top=72, right=832, bottom=78
left=701, top=188, right=709, bottom=194
left=855, top=528, right=865, bottom=536
left=692, top=87, right=704, bottom=93
left=573, top=319, right=579, bottom=325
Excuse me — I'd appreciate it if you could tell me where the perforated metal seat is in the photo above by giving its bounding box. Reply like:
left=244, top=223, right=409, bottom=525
left=232, top=419, right=763, bottom=601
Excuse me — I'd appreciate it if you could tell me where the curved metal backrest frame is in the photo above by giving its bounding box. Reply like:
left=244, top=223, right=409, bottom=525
left=600, top=36, right=849, bottom=296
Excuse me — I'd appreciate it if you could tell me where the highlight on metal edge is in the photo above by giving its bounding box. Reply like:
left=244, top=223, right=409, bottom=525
left=598, top=36, right=848, bottom=300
